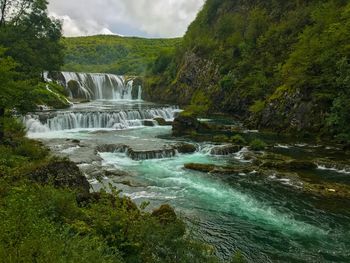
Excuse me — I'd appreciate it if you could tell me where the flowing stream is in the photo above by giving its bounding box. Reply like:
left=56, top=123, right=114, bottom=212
left=25, top=74, right=350, bottom=262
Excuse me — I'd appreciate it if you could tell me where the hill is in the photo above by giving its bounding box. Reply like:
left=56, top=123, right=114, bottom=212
left=62, top=35, right=181, bottom=75
left=145, top=0, right=350, bottom=142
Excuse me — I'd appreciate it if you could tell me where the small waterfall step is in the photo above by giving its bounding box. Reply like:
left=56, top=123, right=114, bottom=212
left=24, top=106, right=178, bottom=133
left=95, top=144, right=177, bottom=161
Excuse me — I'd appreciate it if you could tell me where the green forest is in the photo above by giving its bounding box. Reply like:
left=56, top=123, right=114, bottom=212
left=62, top=35, right=180, bottom=75
left=145, top=0, right=350, bottom=143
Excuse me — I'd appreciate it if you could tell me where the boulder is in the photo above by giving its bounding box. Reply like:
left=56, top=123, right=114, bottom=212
left=172, top=115, right=210, bottom=136
left=154, top=117, right=167, bottom=126
left=143, top=120, right=156, bottom=126
left=175, top=142, right=197, bottom=154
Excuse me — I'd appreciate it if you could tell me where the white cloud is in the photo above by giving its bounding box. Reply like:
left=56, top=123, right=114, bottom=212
left=48, top=0, right=204, bottom=38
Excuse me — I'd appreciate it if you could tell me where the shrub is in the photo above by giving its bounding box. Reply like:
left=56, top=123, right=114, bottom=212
left=231, top=135, right=247, bottom=145
left=249, top=139, right=267, bottom=151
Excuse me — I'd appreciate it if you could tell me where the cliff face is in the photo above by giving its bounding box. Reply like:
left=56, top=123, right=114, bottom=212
left=146, top=0, right=350, bottom=139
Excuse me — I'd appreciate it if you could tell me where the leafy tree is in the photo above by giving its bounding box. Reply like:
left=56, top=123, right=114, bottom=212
left=0, top=0, right=63, bottom=78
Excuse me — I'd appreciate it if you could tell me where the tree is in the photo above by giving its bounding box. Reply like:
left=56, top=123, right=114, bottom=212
left=0, top=0, right=63, bottom=78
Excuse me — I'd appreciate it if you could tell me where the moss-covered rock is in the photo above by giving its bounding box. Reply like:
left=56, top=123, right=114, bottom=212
left=175, top=143, right=197, bottom=154
left=28, top=159, right=90, bottom=193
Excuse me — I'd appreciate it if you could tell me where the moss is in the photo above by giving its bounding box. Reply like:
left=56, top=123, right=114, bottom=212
left=213, top=134, right=230, bottom=142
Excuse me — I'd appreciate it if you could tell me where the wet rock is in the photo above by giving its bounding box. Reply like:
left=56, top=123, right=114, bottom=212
left=143, top=120, right=156, bottom=126
left=95, top=144, right=129, bottom=153
left=210, top=144, right=242, bottom=155
left=72, top=139, right=80, bottom=144
left=184, top=163, right=254, bottom=174
left=174, top=142, right=197, bottom=154
left=127, top=148, right=176, bottom=160
left=154, top=117, right=167, bottom=126
left=28, top=159, right=90, bottom=194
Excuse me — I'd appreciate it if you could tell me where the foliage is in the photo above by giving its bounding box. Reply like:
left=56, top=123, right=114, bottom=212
left=230, top=135, right=247, bottom=145
left=62, top=36, right=180, bottom=75
left=186, top=90, right=213, bottom=116
left=249, top=139, right=267, bottom=151
left=147, top=0, right=350, bottom=141
left=0, top=119, right=222, bottom=263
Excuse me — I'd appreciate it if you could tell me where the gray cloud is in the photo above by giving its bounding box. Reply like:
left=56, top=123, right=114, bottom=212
left=48, top=0, right=204, bottom=38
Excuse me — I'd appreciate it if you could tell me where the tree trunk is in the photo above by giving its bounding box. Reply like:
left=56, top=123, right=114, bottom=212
left=0, top=107, right=4, bottom=142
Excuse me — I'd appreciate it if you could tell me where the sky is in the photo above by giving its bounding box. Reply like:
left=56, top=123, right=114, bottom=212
left=48, top=0, right=205, bottom=38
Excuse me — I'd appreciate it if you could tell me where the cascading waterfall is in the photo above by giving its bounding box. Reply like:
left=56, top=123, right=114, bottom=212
left=24, top=107, right=177, bottom=133
left=50, top=71, right=142, bottom=101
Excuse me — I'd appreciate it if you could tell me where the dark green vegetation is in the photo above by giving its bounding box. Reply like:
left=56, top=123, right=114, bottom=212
left=0, top=0, right=69, bottom=139
left=0, top=118, right=223, bottom=263
left=145, top=0, right=350, bottom=143
left=62, top=36, right=181, bottom=75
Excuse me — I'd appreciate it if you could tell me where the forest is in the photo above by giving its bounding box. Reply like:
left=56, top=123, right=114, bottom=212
left=62, top=35, right=180, bottom=75
left=145, top=0, right=350, bottom=143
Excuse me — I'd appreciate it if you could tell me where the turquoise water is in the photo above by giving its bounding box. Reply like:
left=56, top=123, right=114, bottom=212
left=100, top=149, right=350, bottom=262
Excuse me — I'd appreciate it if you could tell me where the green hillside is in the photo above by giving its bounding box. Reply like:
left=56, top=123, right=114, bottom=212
left=145, top=0, right=350, bottom=141
left=62, top=35, right=181, bottom=75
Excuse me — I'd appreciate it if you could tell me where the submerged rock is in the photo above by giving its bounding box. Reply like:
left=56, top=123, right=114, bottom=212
left=210, top=144, right=242, bottom=155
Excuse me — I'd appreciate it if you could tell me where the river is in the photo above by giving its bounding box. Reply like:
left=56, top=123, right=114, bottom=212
left=24, top=72, right=350, bottom=262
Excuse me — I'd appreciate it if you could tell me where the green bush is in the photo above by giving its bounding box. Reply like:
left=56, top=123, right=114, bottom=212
left=230, top=135, right=247, bottom=145
left=249, top=139, right=267, bottom=151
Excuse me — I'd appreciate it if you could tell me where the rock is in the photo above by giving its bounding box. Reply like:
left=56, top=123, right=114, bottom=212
left=210, top=144, right=242, bottom=155
left=174, top=142, right=197, bottom=154
left=172, top=115, right=201, bottom=136
left=154, top=117, right=167, bottom=126
left=261, top=160, right=317, bottom=170
left=143, top=120, right=156, bottom=126
left=127, top=148, right=176, bottom=160
left=184, top=163, right=253, bottom=174
left=28, top=159, right=90, bottom=194
left=72, top=139, right=80, bottom=144
left=95, top=144, right=129, bottom=153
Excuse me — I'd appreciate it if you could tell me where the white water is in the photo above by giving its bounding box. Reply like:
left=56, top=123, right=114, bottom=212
left=24, top=106, right=177, bottom=133
left=53, top=72, right=141, bottom=100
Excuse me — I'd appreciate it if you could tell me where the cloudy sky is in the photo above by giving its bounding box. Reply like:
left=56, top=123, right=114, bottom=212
left=48, top=0, right=205, bottom=38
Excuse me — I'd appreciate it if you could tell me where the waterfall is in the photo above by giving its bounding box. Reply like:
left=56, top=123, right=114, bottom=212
left=51, top=71, right=140, bottom=100
left=138, top=85, right=142, bottom=100
left=24, top=106, right=177, bottom=133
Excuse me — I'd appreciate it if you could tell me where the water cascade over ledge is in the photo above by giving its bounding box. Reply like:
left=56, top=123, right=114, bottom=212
left=46, top=71, right=141, bottom=101
left=24, top=106, right=177, bottom=133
